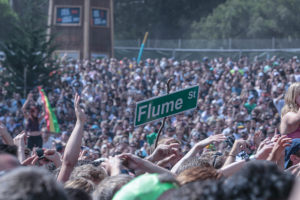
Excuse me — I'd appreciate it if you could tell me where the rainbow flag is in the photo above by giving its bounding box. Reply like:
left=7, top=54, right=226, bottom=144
left=38, top=87, right=60, bottom=133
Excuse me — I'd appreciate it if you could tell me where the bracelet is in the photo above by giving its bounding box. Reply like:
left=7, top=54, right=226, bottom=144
left=229, top=154, right=236, bottom=157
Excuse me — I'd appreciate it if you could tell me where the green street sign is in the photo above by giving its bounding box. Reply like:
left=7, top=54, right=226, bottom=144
left=134, top=85, right=199, bottom=127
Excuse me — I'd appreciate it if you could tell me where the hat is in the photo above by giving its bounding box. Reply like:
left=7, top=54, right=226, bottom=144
left=136, top=68, right=142, bottom=73
left=203, top=57, right=209, bottom=62
left=192, top=131, right=200, bottom=138
left=284, top=139, right=300, bottom=169
left=273, top=72, right=279, bottom=76
left=243, top=67, right=249, bottom=72
left=248, top=95, right=255, bottom=101
left=91, top=125, right=100, bottom=130
left=56, top=144, right=63, bottom=152
left=173, top=61, right=179, bottom=66
left=35, top=148, right=45, bottom=159
left=101, top=144, right=107, bottom=151
left=112, top=174, right=178, bottom=200
left=237, top=122, right=244, bottom=129
left=233, top=66, right=239, bottom=71
left=258, top=72, right=264, bottom=77
left=277, top=83, right=283, bottom=88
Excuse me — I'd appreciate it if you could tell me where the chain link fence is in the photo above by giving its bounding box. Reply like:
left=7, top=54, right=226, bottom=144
left=114, top=38, right=300, bottom=49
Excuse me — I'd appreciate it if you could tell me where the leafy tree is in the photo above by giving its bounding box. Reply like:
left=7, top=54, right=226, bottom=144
left=191, top=0, right=300, bottom=39
left=113, top=0, right=226, bottom=39
left=0, top=0, right=58, bottom=96
left=0, top=0, right=18, bottom=41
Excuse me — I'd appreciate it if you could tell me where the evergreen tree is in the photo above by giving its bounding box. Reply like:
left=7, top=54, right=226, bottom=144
left=0, top=0, right=58, bottom=96
left=0, top=0, right=18, bottom=41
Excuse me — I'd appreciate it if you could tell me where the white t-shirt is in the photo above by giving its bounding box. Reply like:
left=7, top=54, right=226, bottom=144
left=43, top=137, right=55, bottom=149
left=273, top=99, right=284, bottom=116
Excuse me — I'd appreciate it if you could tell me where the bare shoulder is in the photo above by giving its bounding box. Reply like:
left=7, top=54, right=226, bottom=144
left=282, top=112, right=300, bottom=126
left=282, top=112, right=297, bottom=120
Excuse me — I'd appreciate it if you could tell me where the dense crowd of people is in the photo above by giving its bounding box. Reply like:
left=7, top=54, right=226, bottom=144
left=0, top=54, right=300, bottom=199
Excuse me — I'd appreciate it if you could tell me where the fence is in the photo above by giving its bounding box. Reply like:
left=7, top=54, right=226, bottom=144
left=114, top=38, right=300, bottom=49
left=114, top=38, right=300, bottom=61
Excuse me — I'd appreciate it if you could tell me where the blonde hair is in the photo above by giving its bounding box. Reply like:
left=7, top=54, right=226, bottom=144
left=64, top=178, right=95, bottom=195
left=69, top=164, right=108, bottom=185
left=281, top=82, right=300, bottom=118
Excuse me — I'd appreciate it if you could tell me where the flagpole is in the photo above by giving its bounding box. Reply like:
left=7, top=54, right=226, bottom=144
left=137, top=32, right=148, bottom=64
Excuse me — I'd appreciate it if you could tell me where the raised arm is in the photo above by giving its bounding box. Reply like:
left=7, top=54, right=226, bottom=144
left=223, top=140, right=251, bottom=167
left=13, top=132, right=27, bottom=163
left=22, top=93, right=33, bottom=119
left=219, top=142, right=274, bottom=177
left=0, top=121, right=14, bottom=145
left=119, top=153, right=175, bottom=176
left=57, top=94, right=86, bottom=183
left=171, top=134, right=226, bottom=174
left=38, top=111, right=45, bottom=123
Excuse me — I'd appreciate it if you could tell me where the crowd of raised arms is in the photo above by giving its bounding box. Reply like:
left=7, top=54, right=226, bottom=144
left=1, top=55, right=300, bottom=199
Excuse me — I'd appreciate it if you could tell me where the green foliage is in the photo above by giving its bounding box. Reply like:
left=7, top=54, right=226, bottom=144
left=0, top=0, right=59, bottom=95
left=0, top=0, right=18, bottom=40
left=113, top=0, right=226, bottom=39
left=191, top=0, right=300, bottom=39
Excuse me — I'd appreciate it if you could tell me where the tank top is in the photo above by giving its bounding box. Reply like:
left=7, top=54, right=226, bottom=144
left=287, top=126, right=300, bottom=139
left=26, top=117, right=40, bottom=132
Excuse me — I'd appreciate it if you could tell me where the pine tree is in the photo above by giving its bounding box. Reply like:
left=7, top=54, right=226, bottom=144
left=0, top=0, right=59, bottom=97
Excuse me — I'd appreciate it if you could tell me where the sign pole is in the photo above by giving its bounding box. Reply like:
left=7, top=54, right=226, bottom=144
left=154, top=77, right=173, bottom=149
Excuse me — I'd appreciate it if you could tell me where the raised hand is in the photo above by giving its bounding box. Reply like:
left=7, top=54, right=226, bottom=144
left=22, top=155, right=39, bottom=166
left=74, top=93, right=87, bottom=123
left=78, top=149, right=93, bottom=161
left=118, top=153, right=144, bottom=170
left=0, top=121, right=8, bottom=135
left=102, top=156, right=122, bottom=176
left=253, top=131, right=262, bottom=148
left=27, top=93, right=33, bottom=100
left=197, top=134, right=227, bottom=149
left=255, top=143, right=274, bottom=160
left=13, top=131, right=27, bottom=149
left=230, top=139, right=252, bottom=156
left=44, top=149, right=62, bottom=167
left=148, top=139, right=179, bottom=163
left=267, top=136, right=292, bottom=162
left=157, top=154, right=176, bottom=168
left=257, top=137, right=270, bottom=152
left=270, top=129, right=280, bottom=143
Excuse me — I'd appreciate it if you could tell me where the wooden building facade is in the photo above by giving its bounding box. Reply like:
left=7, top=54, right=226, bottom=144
left=48, top=0, right=114, bottom=60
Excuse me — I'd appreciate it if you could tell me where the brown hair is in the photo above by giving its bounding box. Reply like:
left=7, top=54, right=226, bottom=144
left=177, top=157, right=210, bottom=174
left=201, top=151, right=226, bottom=169
left=157, top=137, right=182, bottom=146
left=177, top=166, right=222, bottom=186
left=64, top=178, right=95, bottom=195
left=69, top=164, right=108, bottom=185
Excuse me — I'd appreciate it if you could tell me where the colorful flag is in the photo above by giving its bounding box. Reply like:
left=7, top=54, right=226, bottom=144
left=38, top=87, right=60, bottom=133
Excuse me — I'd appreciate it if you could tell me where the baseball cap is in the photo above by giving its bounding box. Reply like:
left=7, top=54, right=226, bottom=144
left=203, top=57, right=209, bottom=62
left=248, top=95, right=255, bottom=100
left=284, top=139, right=300, bottom=169
left=273, top=72, right=279, bottom=76
left=258, top=72, right=264, bottom=77
left=35, top=148, right=45, bottom=159
left=113, top=174, right=178, bottom=200
left=173, top=61, right=179, bottom=66
left=233, top=66, right=239, bottom=71
left=91, top=125, right=100, bottom=130
left=277, top=83, right=283, bottom=88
